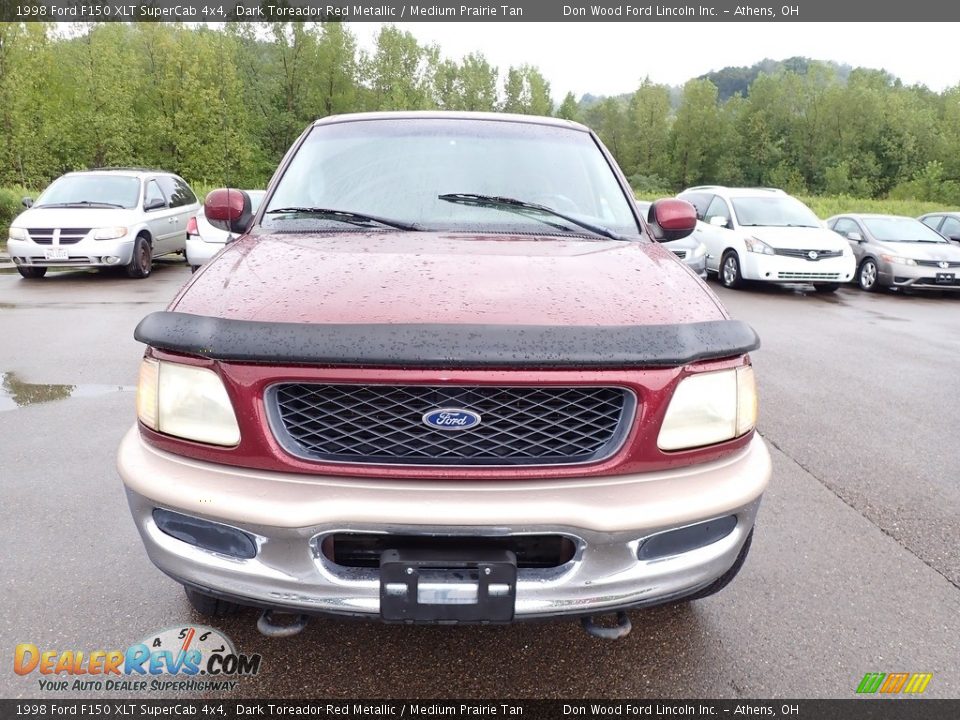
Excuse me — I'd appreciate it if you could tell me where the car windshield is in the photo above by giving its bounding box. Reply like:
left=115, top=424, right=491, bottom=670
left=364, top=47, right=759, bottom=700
left=34, top=175, right=141, bottom=209
left=262, top=118, right=640, bottom=237
left=862, top=217, right=948, bottom=243
left=731, top=196, right=821, bottom=228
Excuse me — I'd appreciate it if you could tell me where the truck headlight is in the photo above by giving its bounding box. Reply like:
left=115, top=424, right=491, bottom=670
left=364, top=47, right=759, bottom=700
left=8, top=227, right=27, bottom=241
left=137, top=358, right=240, bottom=446
left=93, top=227, right=128, bottom=240
left=658, top=366, right=757, bottom=451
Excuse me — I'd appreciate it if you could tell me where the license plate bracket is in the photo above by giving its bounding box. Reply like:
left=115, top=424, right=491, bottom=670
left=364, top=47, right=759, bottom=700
left=935, top=272, right=955, bottom=284
left=379, top=548, right=517, bottom=623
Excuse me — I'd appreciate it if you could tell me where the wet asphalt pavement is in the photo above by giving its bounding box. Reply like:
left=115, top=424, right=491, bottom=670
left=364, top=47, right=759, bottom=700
left=1, top=262, right=958, bottom=700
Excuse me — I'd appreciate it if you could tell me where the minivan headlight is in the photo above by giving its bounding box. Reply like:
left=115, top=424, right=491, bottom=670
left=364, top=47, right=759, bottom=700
left=658, top=366, right=757, bottom=451
left=691, top=242, right=707, bottom=259
left=744, top=237, right=775, bottom=255
left=8, top=227, right=27, bottom=241
left=137, top=358, right=240, bottom=446
left=93, top=227, right=128, bottom=240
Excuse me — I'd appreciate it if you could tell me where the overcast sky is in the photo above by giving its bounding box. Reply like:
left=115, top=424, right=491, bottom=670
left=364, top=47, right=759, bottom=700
left=349, top=22, right=959, bottom=99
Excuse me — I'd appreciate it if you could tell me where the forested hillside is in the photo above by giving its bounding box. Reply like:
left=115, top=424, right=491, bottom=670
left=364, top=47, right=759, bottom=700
left=1, top=22, right=958, bottom=207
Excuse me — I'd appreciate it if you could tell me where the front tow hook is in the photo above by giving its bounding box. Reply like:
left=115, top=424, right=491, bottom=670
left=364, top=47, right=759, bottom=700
left=256, top=609, right=310, bottom=638
left=581, top=611, right=632, bottom=639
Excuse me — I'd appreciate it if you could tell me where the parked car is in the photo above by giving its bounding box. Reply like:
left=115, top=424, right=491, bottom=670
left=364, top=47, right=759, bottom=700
left=827, top=213, right=960, bottom=292
left=677, top=186, right=855, bottom=292
left=186, top=190, right=266, bottom=271
left=6, top=168, right=199, bottom=279
left=635, top=200, right=707, bottom=278
left=119, top=112, right=770, bottom=639
left=918, top=212, right=960, bottom=244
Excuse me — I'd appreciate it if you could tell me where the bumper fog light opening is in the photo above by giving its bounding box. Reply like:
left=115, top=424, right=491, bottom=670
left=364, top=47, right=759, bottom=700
left=152, top=508, right=257, bottom=560
left=638, top=515, right=738, bottom=561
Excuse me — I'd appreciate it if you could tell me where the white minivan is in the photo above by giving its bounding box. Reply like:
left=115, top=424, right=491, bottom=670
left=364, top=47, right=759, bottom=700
left=678, top=186, right=855, bottom=293
left=7, top=168, right=199, bottom=279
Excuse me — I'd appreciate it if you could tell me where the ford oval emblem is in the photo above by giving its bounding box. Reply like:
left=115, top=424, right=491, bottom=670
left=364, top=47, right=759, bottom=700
left=422, top=408, right=482, bottom=431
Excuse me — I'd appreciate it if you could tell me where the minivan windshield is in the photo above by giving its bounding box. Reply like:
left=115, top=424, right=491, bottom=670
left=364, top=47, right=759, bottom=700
left=862, top=217, right=948, bottom=243
left=731, top=196, right=821, bottom=228
left=262, top=118, right=640, bottom=237
left=34, top=175, right=141, bottom=209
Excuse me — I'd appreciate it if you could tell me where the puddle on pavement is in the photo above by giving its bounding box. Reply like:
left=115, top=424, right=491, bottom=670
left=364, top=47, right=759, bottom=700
left=0, top=371, right=135, bottom=412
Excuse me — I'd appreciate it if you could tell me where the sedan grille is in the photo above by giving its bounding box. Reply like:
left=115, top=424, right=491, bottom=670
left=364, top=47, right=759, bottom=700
left=268, top=384, right=635, bottom=466
left=773, top=248, right=843, bottom=261
left=27, top=228, right=91, bottom=245
left=916, top=259, right=960, bottom=268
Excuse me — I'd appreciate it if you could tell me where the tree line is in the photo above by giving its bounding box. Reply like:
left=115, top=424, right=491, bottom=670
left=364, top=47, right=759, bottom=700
left=1, top=22, right=958, bottom=205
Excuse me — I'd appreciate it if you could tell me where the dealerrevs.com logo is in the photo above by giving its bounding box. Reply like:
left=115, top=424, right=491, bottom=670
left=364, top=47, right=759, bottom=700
left=14, top=625, right=261, bottom=692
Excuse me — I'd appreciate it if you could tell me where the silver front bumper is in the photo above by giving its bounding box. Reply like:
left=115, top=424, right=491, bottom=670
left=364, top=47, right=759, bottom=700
left=119, top=429, right=770, bottom=619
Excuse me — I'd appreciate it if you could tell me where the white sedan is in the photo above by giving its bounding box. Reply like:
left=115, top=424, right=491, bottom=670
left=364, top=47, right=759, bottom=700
left=186, top=190, right=265, bottom=271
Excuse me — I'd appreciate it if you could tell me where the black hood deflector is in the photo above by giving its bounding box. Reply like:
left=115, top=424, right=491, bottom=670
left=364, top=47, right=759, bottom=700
left=134, top=312, right=760, bottom=368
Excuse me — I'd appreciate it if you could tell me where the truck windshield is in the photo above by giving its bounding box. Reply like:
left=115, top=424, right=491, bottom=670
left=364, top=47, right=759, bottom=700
left=262, top=118, right=641, bottom=237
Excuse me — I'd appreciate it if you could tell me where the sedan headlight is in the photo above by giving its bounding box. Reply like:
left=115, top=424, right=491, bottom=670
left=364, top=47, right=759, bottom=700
left=137, top=358, right=240, bottom=446
left=658, top=366, right=757, bottom=451
left=744, top=237, right=775, bottom=255
left=93, top=227, right=128, bottom=240
left=8, top=227, right=27, bottom=241
left=880, top=254, right=917, bottom=266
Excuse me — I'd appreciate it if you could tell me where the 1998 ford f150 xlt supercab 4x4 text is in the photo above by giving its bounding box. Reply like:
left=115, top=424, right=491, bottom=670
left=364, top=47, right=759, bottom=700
left=118, top=112, right=770, bottom=639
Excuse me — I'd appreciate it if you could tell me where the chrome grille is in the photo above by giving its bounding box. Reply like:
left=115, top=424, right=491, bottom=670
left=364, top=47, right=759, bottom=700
left=268, top=384, right=635, bottom=466
left=773, top=248, right=843, bottom=261
left=27, top=228, right=91, bottom=245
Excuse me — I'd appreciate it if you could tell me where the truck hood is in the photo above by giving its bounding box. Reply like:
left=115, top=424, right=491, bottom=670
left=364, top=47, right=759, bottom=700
left=746, top=226, right=848, bottom=251
left=172, top=232, right=726, bottom=326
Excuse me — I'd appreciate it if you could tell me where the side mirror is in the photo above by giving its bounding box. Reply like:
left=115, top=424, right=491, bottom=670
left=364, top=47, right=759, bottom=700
left=709, top=215, right=729, bottom=228
left=144, top=197, right=167, bottom=211
left=847, top=231, right=863, bottom=242
left=21, top=197, right=33, bottom=208
left=647, top=198, right=697, bottom=242
left=205, top=188, right=253, bottom=235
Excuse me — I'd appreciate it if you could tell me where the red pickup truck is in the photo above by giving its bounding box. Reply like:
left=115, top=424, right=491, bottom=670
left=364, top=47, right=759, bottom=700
left=118, top=112, right=770, bottom=639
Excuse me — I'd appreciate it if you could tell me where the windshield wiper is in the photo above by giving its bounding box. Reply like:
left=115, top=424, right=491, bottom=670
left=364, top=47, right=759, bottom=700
left=438, top=193, right=623, bottom=241
left=37, top=201, right=125, bottom=209
left=265, top=207, right=418, bottom=231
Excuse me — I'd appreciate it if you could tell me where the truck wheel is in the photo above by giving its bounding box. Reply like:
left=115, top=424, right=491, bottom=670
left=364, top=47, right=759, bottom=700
left=682, top=529, right=753, bottom=602
left=183, top=586, right=243, bottom=618
left=125, top=235, right=153, bottom=279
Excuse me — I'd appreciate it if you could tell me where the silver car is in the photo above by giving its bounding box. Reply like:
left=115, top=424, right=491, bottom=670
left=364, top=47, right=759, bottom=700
left=186, top=190, right=266, bottom=271
left=7, top=168, right=199, bottom=279
left=636, top=200, right=707, bottom=278
left=827, top=213, right=960, bottom=292
left=918, top=212, right=960, bottom=244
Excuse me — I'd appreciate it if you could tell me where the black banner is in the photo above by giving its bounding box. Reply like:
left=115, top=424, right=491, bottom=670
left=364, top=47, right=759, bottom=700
left=2, top=700, right=960, bottom=720
left=1, top=0, right=959, bottom=23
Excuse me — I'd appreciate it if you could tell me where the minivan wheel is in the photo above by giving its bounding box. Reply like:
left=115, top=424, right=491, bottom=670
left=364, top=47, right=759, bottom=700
left=858, top=258, right=879, bottom=291
left=183, top=586, right=243, bottom=618
left=125, top=236, right=153, bottom=279
left=720, top=251, right=744, bottom=289
left=17, top=265, right=47, bottom=279
left=813, top=283, right=840, bottom=293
